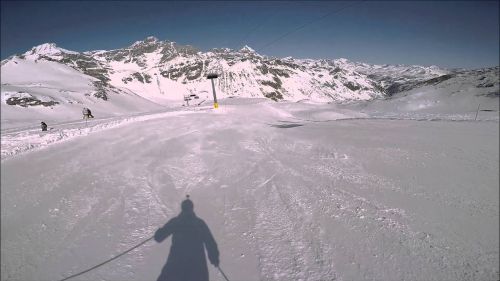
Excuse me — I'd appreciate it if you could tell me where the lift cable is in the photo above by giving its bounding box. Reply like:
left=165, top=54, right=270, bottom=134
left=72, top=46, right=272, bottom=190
left=256, top=1, right=365, bottom=53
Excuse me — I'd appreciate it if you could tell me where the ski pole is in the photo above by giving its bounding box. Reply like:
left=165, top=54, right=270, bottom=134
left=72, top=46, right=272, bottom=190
left=58, top=236, right=154, bottom=281
left=217, top=266, right=230, bottom=281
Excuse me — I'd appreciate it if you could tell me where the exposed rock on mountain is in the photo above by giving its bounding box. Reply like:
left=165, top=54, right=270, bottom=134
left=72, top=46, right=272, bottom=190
left=1, top=36, right=498, bottom=110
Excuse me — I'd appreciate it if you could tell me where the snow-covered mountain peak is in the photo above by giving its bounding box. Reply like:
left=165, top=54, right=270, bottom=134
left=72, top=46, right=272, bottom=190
left=130, top=36, right=161, bottom=48
left=334, top=58, right=351, bottom=64
left=3, top=37, right=495, bottom=112
left=240, top=45, right=256, bottom=53
left=144, top=36, right=159, bottom=43
left=24, top=43, right=79, bottom=57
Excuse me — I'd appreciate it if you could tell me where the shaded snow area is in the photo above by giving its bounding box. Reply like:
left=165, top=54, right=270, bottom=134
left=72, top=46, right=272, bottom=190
left=1, top=99, right=499, bottom=281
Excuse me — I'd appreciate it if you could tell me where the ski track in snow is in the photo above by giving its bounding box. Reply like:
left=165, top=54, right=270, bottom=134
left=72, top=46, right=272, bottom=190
left=1, top=101, right=499, bottom=281
left=0, top=108, right=202, bottom=160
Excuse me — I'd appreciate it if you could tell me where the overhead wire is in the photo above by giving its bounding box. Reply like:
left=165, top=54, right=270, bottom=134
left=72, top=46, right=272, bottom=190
left=239, top=5, right=282, bottom=49
left=240, top=22, right=265, bottom=49
left=256, top=1, right=365, bottom=53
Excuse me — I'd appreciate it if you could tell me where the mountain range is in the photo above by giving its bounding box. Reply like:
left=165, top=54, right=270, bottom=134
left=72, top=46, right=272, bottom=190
left=1, top=36, right=498, bottom=127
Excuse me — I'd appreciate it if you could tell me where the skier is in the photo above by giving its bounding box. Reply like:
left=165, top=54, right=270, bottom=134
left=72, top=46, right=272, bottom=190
left=82, top=107, right=88, bottom=119
left=82, top=107, right=94, bottom=119
left=41, top=121, right=47, bottom=131
left=154, top=196, right=219, bottom=281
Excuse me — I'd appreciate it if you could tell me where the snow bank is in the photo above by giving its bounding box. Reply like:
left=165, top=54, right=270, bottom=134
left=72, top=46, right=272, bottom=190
left=1, top=109, right=199, bottom=160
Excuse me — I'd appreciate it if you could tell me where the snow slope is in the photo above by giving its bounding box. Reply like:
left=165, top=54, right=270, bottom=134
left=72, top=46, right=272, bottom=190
left=1, top=36, right=499, bottom=281
left=1, top=99, right=498, bottom=281
left=341, top=67, right=499, bottom=121
left=1, top=57, right=167, bottom=130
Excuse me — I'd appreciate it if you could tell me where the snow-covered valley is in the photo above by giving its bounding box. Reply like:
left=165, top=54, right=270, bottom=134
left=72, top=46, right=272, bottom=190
left=1, top=98, right=498, bottom=281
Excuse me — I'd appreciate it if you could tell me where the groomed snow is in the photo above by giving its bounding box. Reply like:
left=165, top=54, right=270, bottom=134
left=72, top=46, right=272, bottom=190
left=1, top=98, right=498, bottom=281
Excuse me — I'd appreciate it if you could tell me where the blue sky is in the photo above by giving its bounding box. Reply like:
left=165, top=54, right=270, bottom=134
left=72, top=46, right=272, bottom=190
left=1, top=1, right=498, bottom=68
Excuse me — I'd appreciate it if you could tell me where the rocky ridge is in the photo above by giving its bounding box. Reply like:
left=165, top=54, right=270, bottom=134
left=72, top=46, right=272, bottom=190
left=2, top=36, right=498, bottom=106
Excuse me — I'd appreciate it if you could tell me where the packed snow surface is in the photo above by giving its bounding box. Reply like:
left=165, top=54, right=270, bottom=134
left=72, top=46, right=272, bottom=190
left=1, top=99, right=499, bottom=281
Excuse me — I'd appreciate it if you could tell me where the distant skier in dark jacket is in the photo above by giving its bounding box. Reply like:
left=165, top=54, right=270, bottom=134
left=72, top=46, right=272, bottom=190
left=41, top=122, right=47, bottom=131
left=154, top=196, right=220, bottom=281
left=82, top=107, right=94, bottom=119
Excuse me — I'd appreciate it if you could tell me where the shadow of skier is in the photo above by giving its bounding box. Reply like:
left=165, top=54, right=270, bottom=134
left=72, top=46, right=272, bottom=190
left=155, top=196, right=220, bottom=281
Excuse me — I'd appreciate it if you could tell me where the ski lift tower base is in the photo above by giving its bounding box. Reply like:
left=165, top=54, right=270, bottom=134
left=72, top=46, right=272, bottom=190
left=207, top=73, right=219, bottom=109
